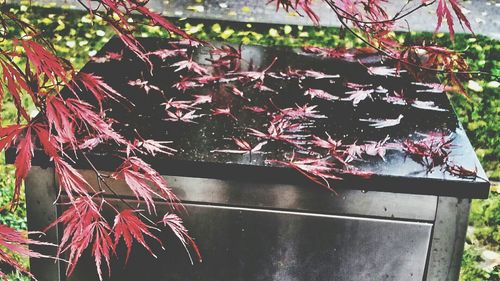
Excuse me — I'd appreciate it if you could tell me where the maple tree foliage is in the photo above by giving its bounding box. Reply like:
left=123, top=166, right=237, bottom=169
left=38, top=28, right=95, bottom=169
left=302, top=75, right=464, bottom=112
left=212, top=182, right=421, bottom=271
left=0, top=0, right=487, bottom=279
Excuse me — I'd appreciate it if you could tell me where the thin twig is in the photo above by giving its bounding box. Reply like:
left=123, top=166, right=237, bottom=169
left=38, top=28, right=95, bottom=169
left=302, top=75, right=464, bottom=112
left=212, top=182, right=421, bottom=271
left=325, top=2, right=496, bottom=78
left=82, top=152, right=159, bottom=226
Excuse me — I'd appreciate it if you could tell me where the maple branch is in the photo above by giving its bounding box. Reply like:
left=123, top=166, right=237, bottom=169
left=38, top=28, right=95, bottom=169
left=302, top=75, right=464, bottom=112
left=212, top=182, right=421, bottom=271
left=327, top=4, right=495, bottom=78
left=326, top=0, right=436, bottom=25
left=1, top=10, right=58, bottom=54
left=81, top=152, right=158, bottom=226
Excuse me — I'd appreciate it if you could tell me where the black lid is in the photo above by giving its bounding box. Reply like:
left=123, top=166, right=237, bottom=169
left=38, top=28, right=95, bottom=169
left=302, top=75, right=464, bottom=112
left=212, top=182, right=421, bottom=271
left=10, top=37, right=489, bottom=198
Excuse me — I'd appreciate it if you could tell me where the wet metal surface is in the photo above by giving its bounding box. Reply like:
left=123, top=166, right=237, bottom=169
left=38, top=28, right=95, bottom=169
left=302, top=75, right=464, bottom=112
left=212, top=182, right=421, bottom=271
left=66, top=198, right=433, bottom=281
left=79, top=171, right=439, bottom=221
left=46, top=37, right=489, bottom=198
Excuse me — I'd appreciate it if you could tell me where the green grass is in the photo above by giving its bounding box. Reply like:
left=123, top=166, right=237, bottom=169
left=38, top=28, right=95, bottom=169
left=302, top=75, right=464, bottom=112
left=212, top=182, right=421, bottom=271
left=0, top=3, right=499, bottom=280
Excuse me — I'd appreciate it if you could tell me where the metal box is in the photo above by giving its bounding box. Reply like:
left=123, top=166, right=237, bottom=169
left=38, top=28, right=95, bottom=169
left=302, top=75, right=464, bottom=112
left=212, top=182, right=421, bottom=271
left=12, top=37, right=490, bottom=281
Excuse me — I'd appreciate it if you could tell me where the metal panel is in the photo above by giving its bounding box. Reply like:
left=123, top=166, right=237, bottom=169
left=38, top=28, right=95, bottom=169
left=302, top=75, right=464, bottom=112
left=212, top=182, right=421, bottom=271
left=24, top=167, right=63, bottom=281
left=67, top=200, right=432, bottom=281
left=425, top=197, right=471, bottom=281
left=79, top=170, right=438, bottom=222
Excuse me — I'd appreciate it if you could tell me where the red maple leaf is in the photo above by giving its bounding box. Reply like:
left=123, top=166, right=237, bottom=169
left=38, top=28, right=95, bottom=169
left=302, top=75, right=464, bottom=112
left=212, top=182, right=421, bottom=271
left=302, top=46, right=354, bottom=58
left=411, top=100, right=447, bottom=112
left=160, top=213, right=202, bottom=263
left=147, top=48, right=187, bottom=60
left=19, top=39, right=72, bottom=89
left=248, top=119, right=309, bottom=148
left=76, top=72, right=127, bottom=109
left=342, top=89, right=374, bottom=106
left=367, top=66, right=401, bottom=77
left=267, top=154, right=341, bottom=192
left=171, top=59, right=208, bottom=75
left=128, top=79, right=163, bottom=95
left=65, top=98, right=126, bottom=145
left=212, top=107, right=237, bottom=120
left=232, top=57, right=277, bottom=83
left=13, top=126, right=33, bottom=207
left=165, top=109, right=205, bottom=123
left=402, top=133, right=453, bottom=170
left=112, top=157, right=179, bottom=214
left=0, top=224, right=54, bottom=280
left=0, top=60, right=32, bottom=120
left=208, top=44, right=242, bottom=71
left=212, top=137, right=267, bottom=154
left=359, top=114, right=404, bottom=128
left=173, top=77, right=203, bottom=91
left=0, top=124, right=23, bottom=151
left=44, top=198, right=106, bottom=279
left=32, top=122, right=59, bottom=159
left=135, top=6, right=195, bottom=41
left=434, top=0, right=473, bottom=41
left=91, top=220, right=114, bottom=281
left=311, top=133, right=346, bottom=163
left=135, top=139, right=177, bottom=156
left=304, top=88, right=339, bottom=101
left=45, top=96, right=77, bottom=146
left=446, top=163, right=479, bottom=179
left=163, top=98, right=198, bottom=110
left=272, top=103, right=327, bottom=122
left=113, top=209, right=162, bottom=263
left=53, top=157, right=91, bottom=200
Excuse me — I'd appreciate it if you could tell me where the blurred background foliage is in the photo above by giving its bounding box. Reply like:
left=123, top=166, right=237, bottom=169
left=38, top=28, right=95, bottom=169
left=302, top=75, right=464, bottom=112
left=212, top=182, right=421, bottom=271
left=0, top=2, right=498, bottom=280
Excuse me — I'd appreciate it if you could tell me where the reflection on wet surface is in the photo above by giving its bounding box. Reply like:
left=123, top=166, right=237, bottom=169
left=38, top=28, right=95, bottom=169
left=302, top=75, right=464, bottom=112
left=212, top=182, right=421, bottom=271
left=62, top=37, right=488, bottom=196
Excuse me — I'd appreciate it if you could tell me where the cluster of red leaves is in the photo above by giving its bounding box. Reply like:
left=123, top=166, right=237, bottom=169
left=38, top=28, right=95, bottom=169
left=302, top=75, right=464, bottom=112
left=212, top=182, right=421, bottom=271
left=295, top=0, right=476, bottom=91
left=0, top=0, right=480, bottom=279
left=302, top=46, right=356, bottom=59
left=248, top=118, right=310, bottom=149
left=84, top=0, right=198, bottom=65
left=446, top=163, right=479, bottom=179
left=0, top=224, right=54, bottom=280
left=398, top=45, right=470, bottom=94
left=208, top=44, right=242, bottom=72
left=247, top=103, right=387, bottom=189
left=403, top=133, right=480, bottom=178
left=277, top=68, right=340, bottom=80
left=44, top=198, right=115, bottom=281
left=45, top=196, right=200, bottom=281
left=76, top=72, right=127, bottom=109
left=0, top=60, right=32, bottom=120
left=434, top=0, right=473, bottom=41
left=263, top=133, right=378, bottom=191
left=18, top=39, right=72, bottom=89
left=113, top=209, right=162, bottom=263
left=267, top=155, right=342, bottom=191
left=112, top=157, right=179, bottom=214
left=402, top=133, right=452, bottom=171
left=0, top=1, right=206, bottom=279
